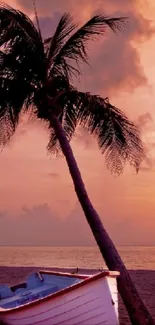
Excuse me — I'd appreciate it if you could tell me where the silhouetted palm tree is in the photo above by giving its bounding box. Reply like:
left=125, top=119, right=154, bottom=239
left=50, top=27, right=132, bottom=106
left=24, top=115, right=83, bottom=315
left=0, top=4, right=153, bottom=324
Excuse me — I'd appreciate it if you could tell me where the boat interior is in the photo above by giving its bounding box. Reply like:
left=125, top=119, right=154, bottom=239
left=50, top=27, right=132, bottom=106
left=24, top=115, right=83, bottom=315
left=0, top=271, right=84, bottom=310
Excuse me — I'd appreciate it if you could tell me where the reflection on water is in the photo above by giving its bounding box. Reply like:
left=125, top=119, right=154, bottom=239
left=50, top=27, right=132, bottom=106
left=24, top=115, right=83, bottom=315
left=0, top=245, right=155, bottom=269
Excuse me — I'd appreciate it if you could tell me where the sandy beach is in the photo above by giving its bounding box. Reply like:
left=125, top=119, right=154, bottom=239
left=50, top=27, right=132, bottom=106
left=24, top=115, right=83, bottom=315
left=0, top=266, right=155, bottom=324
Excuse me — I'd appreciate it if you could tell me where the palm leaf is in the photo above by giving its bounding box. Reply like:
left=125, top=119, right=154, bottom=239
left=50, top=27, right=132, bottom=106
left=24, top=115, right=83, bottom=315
left=0, top=3, right=45, bottom=82
left=0, top=42, right=43, bottom=146
left=50, top=15, right=127, bottom=79
left=77, top=92, right=143, bottom=173
left=47, top=89, right=143, bottom=174
left=0, top=3, right=47, bottom=148
left=45, top=13, right=77, bottom=72
left=0, top=74, right=35, bottom=147
left=0, top=3, right=43, bottom=47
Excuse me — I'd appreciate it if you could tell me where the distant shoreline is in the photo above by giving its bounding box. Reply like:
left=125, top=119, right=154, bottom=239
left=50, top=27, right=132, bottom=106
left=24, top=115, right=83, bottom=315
left=0, top=244, right=155, bottom=247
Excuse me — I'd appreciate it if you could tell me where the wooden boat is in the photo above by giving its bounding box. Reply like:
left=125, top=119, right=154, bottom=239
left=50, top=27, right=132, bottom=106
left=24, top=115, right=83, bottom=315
left=0, top=267, right=120, bottom=325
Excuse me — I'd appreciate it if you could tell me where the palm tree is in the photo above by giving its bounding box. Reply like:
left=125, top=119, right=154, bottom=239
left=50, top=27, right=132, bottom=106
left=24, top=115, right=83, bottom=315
left=0, top=3, right=154, bottom=324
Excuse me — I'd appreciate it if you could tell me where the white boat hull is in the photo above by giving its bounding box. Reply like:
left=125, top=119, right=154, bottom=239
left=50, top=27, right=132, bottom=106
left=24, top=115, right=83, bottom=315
left=0, top=268, right=119, bottom=325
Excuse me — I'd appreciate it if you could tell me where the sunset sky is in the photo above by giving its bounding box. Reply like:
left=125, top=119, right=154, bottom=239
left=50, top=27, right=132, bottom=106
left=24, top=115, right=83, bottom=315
left=0, top=0, right=155, bottom=245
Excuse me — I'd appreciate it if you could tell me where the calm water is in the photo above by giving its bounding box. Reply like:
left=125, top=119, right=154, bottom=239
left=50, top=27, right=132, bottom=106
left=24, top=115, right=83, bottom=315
left=0, top=245, right=155, bottom=269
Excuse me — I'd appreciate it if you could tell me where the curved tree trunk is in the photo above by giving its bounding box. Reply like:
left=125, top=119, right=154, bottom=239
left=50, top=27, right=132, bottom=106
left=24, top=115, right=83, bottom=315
left=51, top=114, right=155, bottom=325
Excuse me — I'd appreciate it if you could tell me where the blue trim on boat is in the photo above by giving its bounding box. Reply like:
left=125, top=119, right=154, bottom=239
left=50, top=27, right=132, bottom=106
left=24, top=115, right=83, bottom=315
left=0, top=272, right=82, bottom=309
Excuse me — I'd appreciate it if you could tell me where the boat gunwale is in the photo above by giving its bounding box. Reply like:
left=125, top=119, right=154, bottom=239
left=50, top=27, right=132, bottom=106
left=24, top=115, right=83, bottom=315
left=0, top=270, right=119, bottom=314
left=40, top=270, right=87, bottom=279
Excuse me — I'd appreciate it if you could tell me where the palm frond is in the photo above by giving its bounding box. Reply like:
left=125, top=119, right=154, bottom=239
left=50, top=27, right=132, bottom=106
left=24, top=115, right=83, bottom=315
left=50, top=15, right=127, bottom=79
left=0, top=42, right=43, bottom=148
left=0, top=3, right=46, bottom=147
left=0, top=3, right=43, bottom=47
left=76, top=92, right=143, bottom=173
left=47, top=128, right=62, bottom=156
left=45, top=13, right=77, bottom=73
left=0, top=3, right=45, bottom=82
left=47, top=89, right=143, bottom=174
left=0, top=76, right=34, bottom=147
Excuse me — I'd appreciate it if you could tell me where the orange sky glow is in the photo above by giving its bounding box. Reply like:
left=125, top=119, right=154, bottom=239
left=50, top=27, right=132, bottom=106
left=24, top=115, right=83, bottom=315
left=0, top=0, right=155, bottom=245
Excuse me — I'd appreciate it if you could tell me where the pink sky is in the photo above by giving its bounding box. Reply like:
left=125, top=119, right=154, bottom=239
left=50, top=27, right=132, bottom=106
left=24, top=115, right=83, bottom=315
left=0, top=0, right=155, bottom=245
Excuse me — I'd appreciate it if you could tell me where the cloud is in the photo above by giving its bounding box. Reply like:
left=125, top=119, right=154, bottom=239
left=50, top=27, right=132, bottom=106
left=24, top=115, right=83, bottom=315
left=0, top=201, right=155, bottom=246
left=136, top=113, right=155, bottom=172
left=141, top=149, right=155, bottom=172
left=2, top=0, right=153, bottom=97
left=0, top=204, right=62, bottom=246
left=0, top=204, right=94, bottom=246
left=74, top=127, right=96, bottom=150
left=137, top=112, right=153, bottom=130
left=9, top=0, right=154, bottom=97
left=0, top=211, right=7, bottom=219
left=78, top=11, right=154, bottom=95
left=47, top=172, right=60, bottom=178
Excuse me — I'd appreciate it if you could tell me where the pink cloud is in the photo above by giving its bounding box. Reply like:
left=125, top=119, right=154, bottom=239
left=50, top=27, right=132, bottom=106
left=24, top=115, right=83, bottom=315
left=7, top=0, right=153, bottom=96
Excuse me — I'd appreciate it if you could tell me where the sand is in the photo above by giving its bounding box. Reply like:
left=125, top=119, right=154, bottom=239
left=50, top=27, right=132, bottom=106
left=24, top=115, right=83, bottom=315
left=0, top=266, right=155, bottom=325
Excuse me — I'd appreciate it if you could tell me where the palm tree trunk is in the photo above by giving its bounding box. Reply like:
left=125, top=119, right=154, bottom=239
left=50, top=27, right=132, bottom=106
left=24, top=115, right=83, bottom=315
left=51, top=113, right=155, bottom=325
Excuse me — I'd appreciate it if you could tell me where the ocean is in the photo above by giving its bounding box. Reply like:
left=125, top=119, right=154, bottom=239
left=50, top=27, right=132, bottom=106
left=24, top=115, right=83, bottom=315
left=0, top=245, right=155, bottom=324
